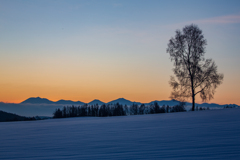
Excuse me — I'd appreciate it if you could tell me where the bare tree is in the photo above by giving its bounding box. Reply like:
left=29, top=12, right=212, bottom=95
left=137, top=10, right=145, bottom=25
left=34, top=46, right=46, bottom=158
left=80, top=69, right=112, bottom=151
left=167, top=24, right=224, bottom=111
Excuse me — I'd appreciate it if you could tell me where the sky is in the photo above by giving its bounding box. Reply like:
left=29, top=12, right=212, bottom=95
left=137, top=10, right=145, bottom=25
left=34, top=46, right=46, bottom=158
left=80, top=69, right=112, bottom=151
left=0, top=0, right=240, bottom=104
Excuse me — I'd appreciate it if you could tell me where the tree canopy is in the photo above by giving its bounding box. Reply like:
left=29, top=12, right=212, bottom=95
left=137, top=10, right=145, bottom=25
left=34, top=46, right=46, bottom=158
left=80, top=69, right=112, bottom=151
left=167, top=24, right=224, bottom=111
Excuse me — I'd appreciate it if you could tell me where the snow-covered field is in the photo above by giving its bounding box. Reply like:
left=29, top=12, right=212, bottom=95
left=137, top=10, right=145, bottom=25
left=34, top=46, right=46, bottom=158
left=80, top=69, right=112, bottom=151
left=0, top=108, right=239, bottom=159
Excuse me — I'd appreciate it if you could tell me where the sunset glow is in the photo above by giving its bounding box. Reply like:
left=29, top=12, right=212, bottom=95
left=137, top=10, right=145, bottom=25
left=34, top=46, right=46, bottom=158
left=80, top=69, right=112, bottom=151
left=1, top=0, right=240, bottom=105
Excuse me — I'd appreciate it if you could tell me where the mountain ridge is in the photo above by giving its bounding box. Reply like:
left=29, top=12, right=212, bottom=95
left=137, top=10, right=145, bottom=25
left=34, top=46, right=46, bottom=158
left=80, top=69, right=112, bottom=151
left=21, top=97, right=85, bottom=105
left=88, top=99, right=105, bottom=105
left=19, top=97, right=239, bottom=108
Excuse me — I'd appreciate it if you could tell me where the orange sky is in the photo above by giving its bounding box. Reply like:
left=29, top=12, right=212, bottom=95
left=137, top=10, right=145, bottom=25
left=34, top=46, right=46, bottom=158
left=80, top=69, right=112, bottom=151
left=0, top=72, right=238, bottom=105
left=0, top=1, right=240, bottom=105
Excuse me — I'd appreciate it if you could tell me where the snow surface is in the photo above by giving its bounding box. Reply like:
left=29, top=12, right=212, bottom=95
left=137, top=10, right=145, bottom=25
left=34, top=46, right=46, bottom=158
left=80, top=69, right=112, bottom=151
left=0, top=109, right=240, bottom=159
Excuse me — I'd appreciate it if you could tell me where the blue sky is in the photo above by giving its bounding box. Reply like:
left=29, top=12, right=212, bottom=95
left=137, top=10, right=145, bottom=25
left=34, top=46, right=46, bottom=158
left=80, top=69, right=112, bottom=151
left=0, top=0, right=240, bottom=104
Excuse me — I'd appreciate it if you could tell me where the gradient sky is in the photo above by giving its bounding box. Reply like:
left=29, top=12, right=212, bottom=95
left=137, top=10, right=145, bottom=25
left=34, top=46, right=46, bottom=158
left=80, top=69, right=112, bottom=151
left=0, top=0, right=240, bottom=104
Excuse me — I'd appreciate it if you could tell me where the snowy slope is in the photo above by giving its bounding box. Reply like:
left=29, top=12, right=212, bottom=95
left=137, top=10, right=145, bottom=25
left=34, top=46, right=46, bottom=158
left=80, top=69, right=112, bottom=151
left=0, top=108, right=240, bottom=159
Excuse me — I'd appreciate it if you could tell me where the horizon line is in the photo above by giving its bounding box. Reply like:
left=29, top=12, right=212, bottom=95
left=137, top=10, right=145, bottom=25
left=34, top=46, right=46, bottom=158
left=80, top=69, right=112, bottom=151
left=1, top=96, right=239, bottom=106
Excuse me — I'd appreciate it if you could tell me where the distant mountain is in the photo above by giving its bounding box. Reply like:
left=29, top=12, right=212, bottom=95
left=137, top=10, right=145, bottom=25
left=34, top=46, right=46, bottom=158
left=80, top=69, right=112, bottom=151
left=107, top=98, right=141, bottom=106
left=55, top=100, right=85, bottom=105
left=21, top=97, right=54, bottom=104
left=147, top=99, right=189, bottom=106
left=1, top=97, right=240, bottom=117
left=19, top=97, right=239, bottom=109
left=21, top=97, right=85, bottom=105
left=146, top=100, right=179, bottom=106
left=88, top=99, right=105, bottom=105
left=196, top=103, right=238, bottom=108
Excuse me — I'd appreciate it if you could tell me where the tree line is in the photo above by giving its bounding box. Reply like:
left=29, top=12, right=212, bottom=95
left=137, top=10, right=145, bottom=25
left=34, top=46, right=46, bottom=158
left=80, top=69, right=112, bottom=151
left=53, top=102, right=187, bottom=118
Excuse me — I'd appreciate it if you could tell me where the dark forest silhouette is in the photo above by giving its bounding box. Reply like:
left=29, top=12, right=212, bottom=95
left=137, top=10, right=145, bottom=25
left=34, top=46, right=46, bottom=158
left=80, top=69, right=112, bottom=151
left=53, top=102, right=190, bottom=118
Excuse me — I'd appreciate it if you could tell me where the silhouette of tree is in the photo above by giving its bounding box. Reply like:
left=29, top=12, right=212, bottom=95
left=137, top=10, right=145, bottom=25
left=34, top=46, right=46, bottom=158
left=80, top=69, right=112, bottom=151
left=99, top=104, right=107, bottom=117
left=170, top=103, right=186, bottom=112
left=62, top=106, right=67, bottom=118
left=52, top=102, right=191, bottom=119
left=112, top=103, right=125, bottom=116
left=139, top=104, right=145, bottom=114
left=130, top=103, right=138, bottom=115
left=88, top=105, right=92, bottom=116
left=149, top=104, right=155, bottom=114
left=160, top=105, right=166, bottom=113
left=166, top=105, right=170, bottom=113
left=154, top=102, right=160, bottom=113
left=53, top=108, right=62, bottom=118
left=124, top=104, right=129, bottom=115
left=91, top=104, right=99, bottom=117
left=167, top=24, right=224, bottom=111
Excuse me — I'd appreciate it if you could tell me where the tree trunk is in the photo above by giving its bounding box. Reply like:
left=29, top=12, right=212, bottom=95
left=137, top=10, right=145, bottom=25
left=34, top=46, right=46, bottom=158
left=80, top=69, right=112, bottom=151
left=191, top=76, right=195, bottom=111
left=192, top=94, right=195, bottom=111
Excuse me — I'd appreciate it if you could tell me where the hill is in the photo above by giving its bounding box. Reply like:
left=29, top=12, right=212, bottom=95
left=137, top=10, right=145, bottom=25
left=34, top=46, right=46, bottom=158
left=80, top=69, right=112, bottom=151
left=0, top=110, right=32, bottom=122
